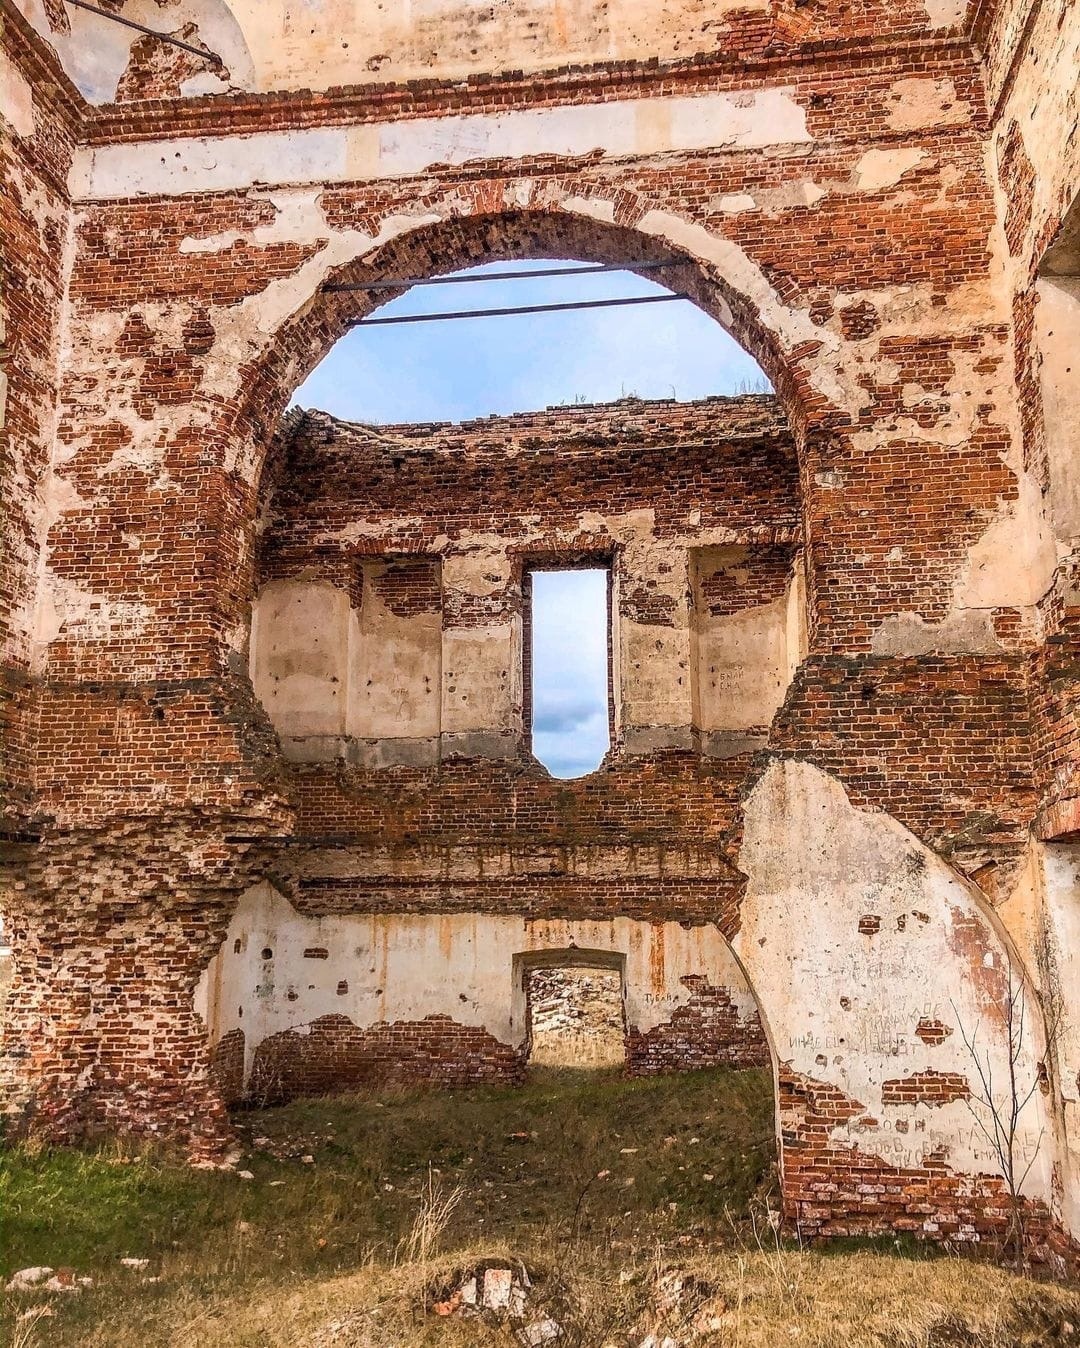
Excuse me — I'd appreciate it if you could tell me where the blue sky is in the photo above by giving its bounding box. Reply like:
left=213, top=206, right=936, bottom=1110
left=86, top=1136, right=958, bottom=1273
left=530, top=570, right=610, bottom=777
left=292, top=260, right=769, bottom=776
left=293, top=260, right=768, bottom=422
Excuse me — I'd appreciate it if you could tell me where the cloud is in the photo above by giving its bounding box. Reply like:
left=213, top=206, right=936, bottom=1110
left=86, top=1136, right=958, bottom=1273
left=529, top=571, right=609, bottom=776
left=533, top=696, right=604, bottom=735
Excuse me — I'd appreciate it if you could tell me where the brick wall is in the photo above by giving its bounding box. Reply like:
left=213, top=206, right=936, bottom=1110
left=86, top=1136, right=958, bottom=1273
left=3, top=0, right=1080, bottom=1267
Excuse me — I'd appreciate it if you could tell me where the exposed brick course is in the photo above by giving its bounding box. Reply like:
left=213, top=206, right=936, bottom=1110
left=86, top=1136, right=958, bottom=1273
left=626, top=978, right=770, bottom=1074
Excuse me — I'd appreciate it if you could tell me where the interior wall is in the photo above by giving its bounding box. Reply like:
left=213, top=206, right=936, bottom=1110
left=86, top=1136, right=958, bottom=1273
left=196, top=883, right=767, bottom=1099
left=737, top=758, right=1060, bottom=1243
left=5, top=0, right=1080, bottom=1258
left=253, top=401, right=801, bottom=767
left=17, top=0, right=966, bottom=102
left=250, top=562, right=442, bottom=764
left=690, top=545, right=806, bottom=747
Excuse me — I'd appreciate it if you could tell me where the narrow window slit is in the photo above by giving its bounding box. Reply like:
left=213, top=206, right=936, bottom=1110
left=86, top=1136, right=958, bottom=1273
left=527, top=567, right=610, bottom=778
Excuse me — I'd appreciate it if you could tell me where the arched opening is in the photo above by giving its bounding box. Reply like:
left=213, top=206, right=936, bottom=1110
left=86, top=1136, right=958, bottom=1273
left=194, top=201, right=795, bottom=1252
left=242, top=216, right=807, bottom=779
left=195, top=195, right=1051, bottom=1267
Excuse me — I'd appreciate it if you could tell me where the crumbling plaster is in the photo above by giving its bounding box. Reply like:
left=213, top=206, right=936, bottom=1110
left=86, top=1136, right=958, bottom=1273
left=14, top=0, right=253, bottom=102
left=18, top=0, right=969, bottom=104
left=47, top=146, right=1052, bottom=672
left=251, top=405, right=803, bottom=761
left=737, top=760, right=1055, bottom=1208
left=195, top=881, right=762, bottom=1089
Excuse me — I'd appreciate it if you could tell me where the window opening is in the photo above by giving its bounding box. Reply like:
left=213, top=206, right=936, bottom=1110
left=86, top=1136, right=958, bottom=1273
left=527, top=567, right=610, bottom=778
left=292, top=259, right=771, bottom=422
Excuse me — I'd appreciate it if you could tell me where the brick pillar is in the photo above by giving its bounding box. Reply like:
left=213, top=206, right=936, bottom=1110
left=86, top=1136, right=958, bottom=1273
left=0, top=827, right=264, bottom=1158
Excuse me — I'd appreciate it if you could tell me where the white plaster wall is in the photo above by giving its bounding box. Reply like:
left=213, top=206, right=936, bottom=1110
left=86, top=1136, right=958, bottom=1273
left=694, top=595, right=790, bottom=731
left=16, top=0, right=254, bottom=103
left=195, top=883, right=761, bottom=1082
left=620, top=621, right=693, bottom=736
left=252, top=573, right=442, bottom=747
left=349, top=562, right=441, bottom=740
left=70, top=87, right=814, bottom=199
left=735, top=759, right=1058, bottom=1212
left=24, top=0, right=808, bottom=101
left=24, top=0, right=968, bottom=102
left=441, top=627, right=519, bottom=738
left=440, top=549, right=520, bottom=743
left=228, top=0, right=778, bottom=93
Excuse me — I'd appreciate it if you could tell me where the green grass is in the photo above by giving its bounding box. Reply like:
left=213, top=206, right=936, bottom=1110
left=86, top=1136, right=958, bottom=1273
left=3, top=1067, right=1079, bottom=1347
left=1, top=1067, right=774, bottom=1342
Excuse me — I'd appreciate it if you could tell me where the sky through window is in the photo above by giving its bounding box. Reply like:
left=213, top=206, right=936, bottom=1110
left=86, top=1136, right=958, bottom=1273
left=291, top=260, right=770, bottom=774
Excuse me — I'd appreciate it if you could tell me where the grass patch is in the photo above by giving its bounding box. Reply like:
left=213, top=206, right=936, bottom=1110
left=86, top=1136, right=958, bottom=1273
left=2, top=1066, right=1078, bottom=1346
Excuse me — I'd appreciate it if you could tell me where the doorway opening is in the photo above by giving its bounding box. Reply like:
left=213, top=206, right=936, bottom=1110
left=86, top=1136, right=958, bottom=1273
left=520, top=950, right=627, bottom=1069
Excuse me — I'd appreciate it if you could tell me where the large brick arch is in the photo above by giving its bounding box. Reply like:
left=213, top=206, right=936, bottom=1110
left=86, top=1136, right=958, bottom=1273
left=217, top=191, right=828, bottom=654
left=733, top=757, right=1062, bottom=1249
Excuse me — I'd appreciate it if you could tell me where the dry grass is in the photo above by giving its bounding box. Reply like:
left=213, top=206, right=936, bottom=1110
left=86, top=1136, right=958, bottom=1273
left=2, top=1067, right=1078, bottom=1346
left=8, top=1245, right=1077, bottom=1347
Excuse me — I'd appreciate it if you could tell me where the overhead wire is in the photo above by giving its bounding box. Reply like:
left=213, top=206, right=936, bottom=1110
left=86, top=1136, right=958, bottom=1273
left=348, top=293, right=691, bottom=327
left=324, top=260, right=689, bottom=292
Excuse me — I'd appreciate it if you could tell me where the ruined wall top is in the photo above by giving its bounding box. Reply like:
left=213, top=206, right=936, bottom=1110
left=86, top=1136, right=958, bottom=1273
left=15, top=0, right=978, bottom=105
left=280, top=393, right=788, bottom=457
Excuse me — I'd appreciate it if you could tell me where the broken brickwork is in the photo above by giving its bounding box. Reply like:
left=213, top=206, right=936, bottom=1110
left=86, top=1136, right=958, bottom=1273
left=2, top=0, right=1080, bottom=1267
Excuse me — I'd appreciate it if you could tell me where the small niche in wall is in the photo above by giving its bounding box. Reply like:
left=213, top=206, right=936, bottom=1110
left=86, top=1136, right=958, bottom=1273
left=249, top=556, right=442, bottom=760
left=348, top=557, right=442, bottom=743
left=689, top=545, right=806, bottom=748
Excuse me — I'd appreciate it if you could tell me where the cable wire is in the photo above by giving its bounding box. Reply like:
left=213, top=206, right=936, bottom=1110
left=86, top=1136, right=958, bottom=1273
left=348, top=293, right=690, bottom=327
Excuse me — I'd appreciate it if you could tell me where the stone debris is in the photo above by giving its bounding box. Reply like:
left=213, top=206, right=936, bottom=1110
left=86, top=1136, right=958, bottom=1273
left=6, top=1267, right=54, bottom=1290
left=6, top=1267, right=93, bottom=1295
left=430, top=1261, right=548, bottom=1334
left=518, top=1316, right=563, bottom=1346
left=120, top=1257, right=150, bottom=1269
left=43, top=1270, right=85, bottom=1294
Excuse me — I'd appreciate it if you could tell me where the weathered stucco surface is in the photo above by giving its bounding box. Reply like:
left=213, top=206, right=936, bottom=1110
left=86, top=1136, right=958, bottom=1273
left=196, top=884, right=764, bottom=1094
left=16, top=0, right=970, bottom=102
left=738, top=761, right=1052, bottom=1203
